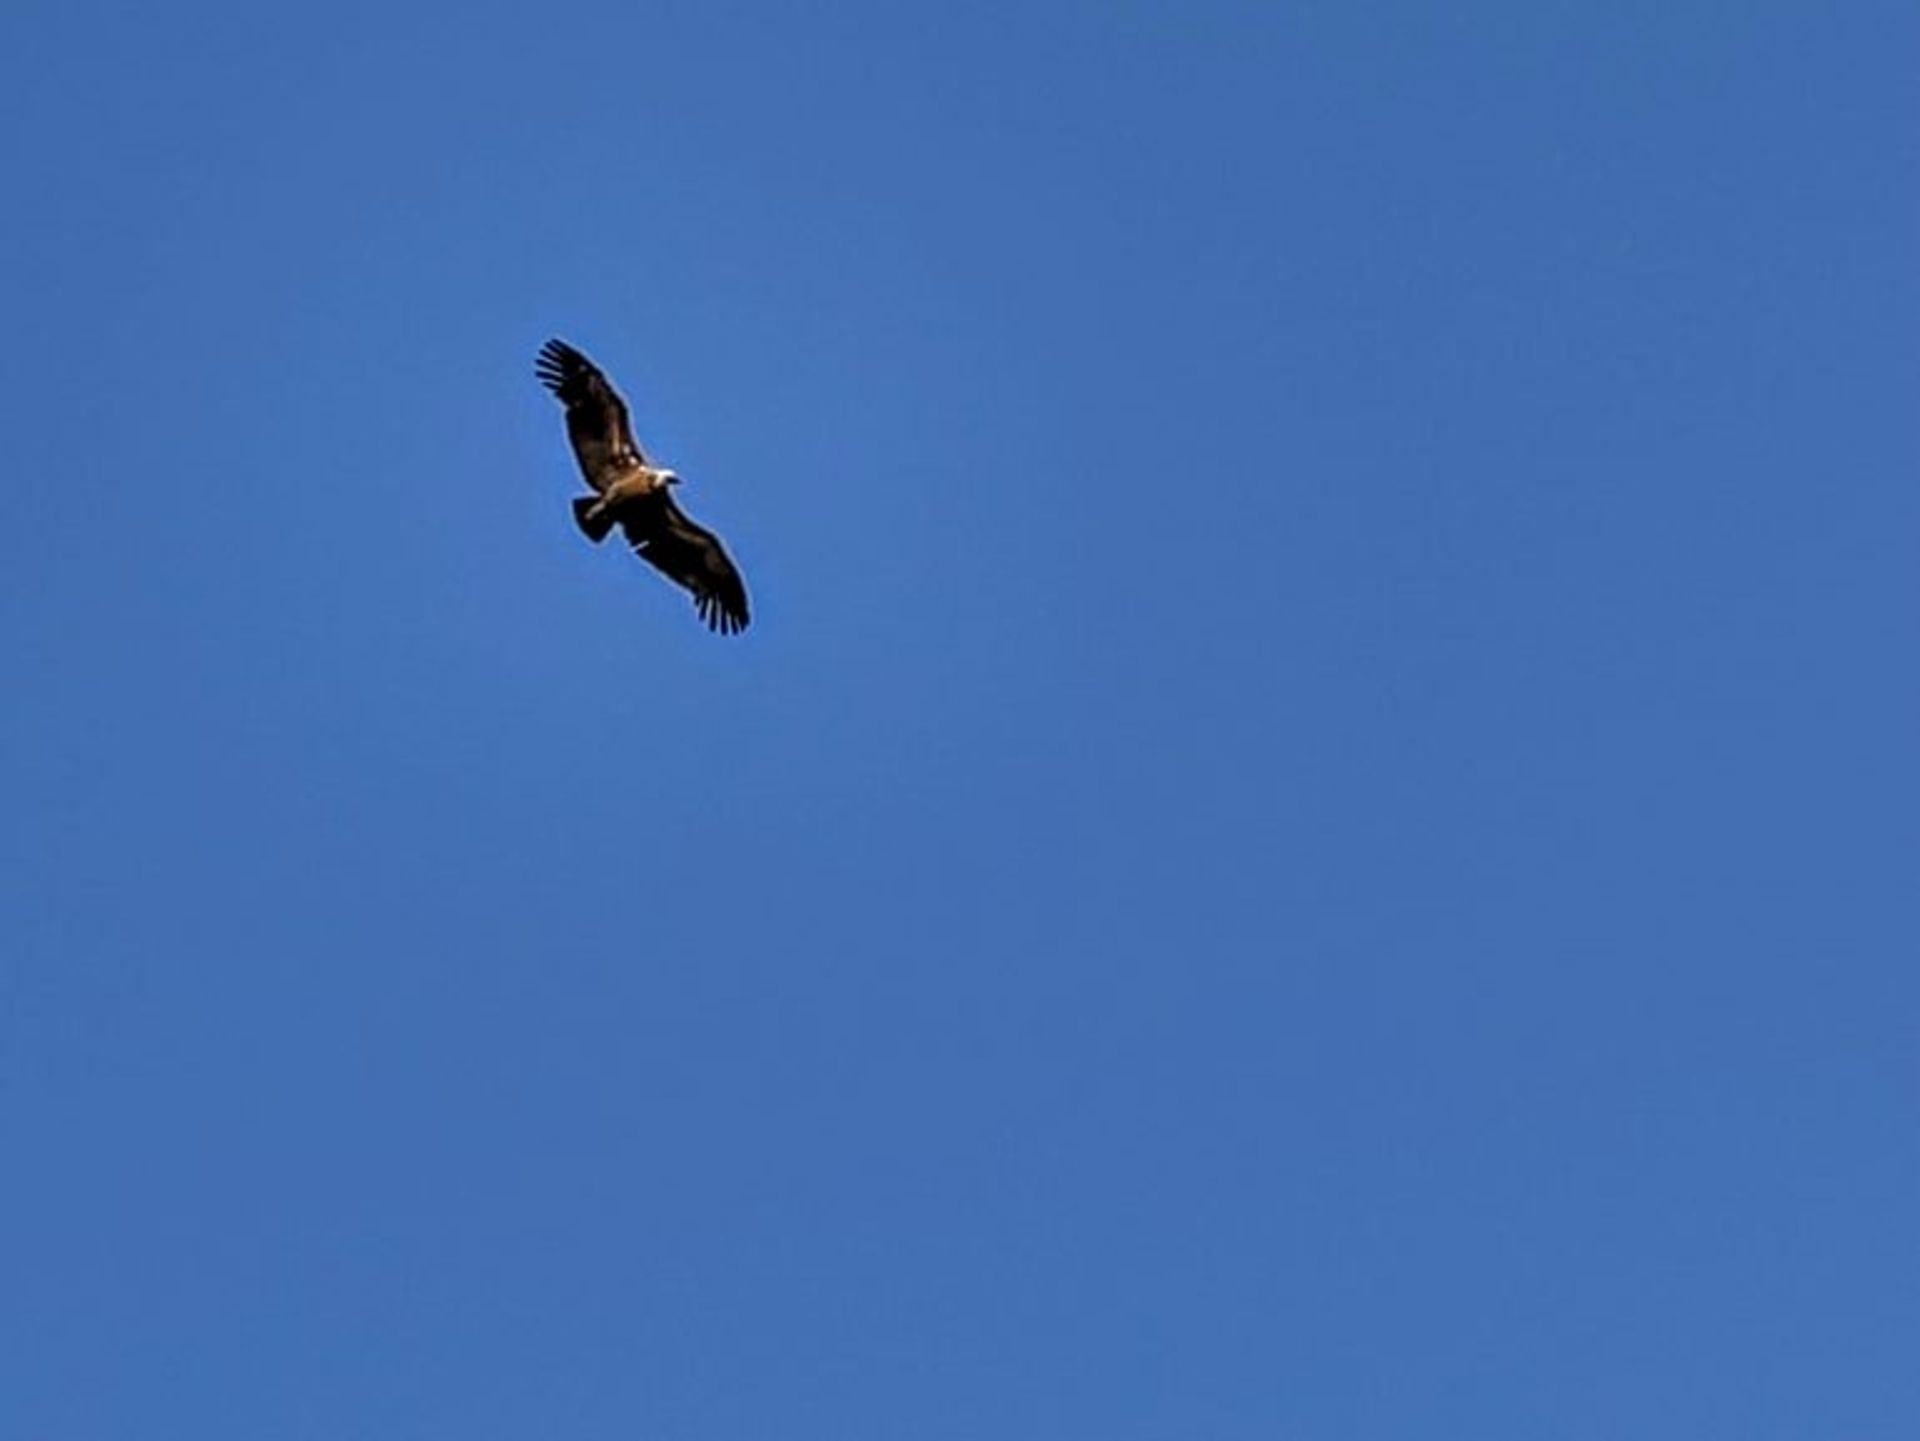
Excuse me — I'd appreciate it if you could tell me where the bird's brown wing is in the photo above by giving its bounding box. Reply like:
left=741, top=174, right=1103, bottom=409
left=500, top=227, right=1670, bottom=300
left=535, top=338, right=648, bottom=492
left=622, top=495, right=751, bottom=635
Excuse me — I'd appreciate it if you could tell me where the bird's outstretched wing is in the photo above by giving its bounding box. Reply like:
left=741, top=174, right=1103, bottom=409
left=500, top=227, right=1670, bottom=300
left=622, top=495, right=751, bottom=635
left=535, top=338, right=647, bottom=491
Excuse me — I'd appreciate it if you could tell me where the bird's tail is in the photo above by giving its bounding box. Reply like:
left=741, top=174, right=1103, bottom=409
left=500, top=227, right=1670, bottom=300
left=572, top=496, right=616, bottom=544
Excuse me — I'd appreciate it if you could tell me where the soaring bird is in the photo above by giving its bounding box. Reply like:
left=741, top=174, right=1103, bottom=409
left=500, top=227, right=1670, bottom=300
left=535, top=338, right=750, bottom=635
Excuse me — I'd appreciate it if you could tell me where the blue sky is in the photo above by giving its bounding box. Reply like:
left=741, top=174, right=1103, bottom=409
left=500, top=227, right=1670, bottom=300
left=2, top=2, right=1915, bottom=1435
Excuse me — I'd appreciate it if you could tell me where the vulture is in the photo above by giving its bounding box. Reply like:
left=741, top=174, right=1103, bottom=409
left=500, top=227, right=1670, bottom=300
left=535, top=338, right=750, bottom=635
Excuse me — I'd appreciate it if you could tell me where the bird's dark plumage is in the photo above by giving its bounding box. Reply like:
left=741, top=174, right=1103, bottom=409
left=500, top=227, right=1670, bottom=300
left=537, top=338, right=750, bottom=635
left=622, top=491, right=753, bottom=636
left=536, top=338, right=646, bottom=490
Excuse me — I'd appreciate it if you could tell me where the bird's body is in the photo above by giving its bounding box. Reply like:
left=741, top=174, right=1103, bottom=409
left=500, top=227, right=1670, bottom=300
left=535, top=338, right=750, bottom=635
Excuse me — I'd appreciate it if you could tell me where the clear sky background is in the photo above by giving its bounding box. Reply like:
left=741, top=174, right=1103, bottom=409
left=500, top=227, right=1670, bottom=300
left=2, top=2, right=1914, bottom=1436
